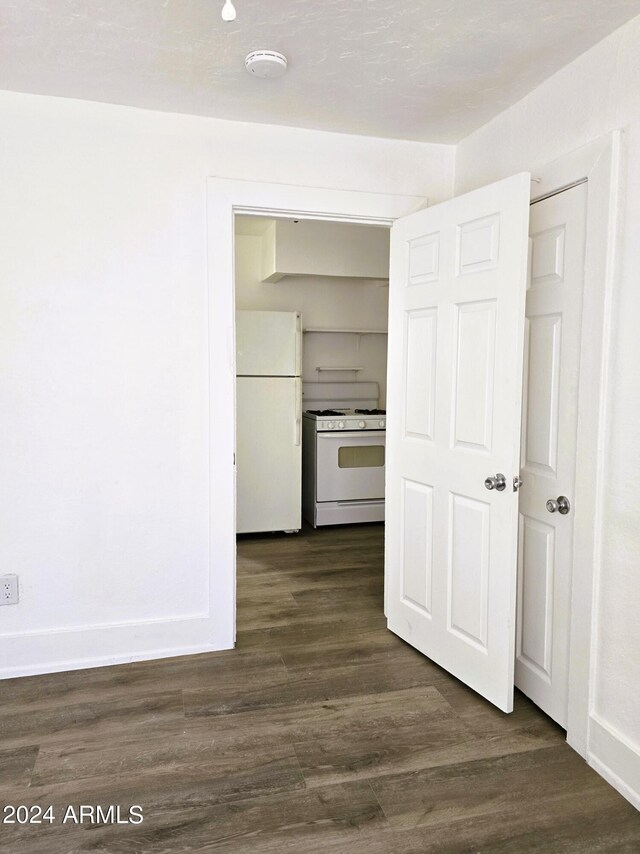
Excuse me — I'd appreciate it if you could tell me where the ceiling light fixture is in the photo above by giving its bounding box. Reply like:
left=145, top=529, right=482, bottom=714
left=221, top=0, right=236, bottom=22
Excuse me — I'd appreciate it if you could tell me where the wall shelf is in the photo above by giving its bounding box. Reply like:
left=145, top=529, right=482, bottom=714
left=304, top=328, right=387, bottom=335
left=315, top=366, right=364, bottom=372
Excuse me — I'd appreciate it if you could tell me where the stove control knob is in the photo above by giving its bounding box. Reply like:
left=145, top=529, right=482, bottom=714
left=338, top=421, right=345, bottom=429
left=327, top=421, right=335, bottom=429
left=379, top=419, right=386, bottom=428
left=358, top=420, right=366, bottom=429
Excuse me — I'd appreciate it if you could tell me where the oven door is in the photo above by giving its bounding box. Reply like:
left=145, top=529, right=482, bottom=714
left=316, top=430, right=386, bottom=502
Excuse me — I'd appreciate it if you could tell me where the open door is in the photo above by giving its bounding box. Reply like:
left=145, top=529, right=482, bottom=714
left=385, top=173, right=531, bottom=712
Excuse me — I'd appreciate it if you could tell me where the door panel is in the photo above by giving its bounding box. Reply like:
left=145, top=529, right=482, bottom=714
left=404, top=309, right=437, bottom=439
left=385, top=173, right=531, bottom=713
left=457, top=213, right=500, bottom=274
left=523, top=314, right=562, bottom=473
left=408, top=233, right=440, bottom=284
left=401, top=480, right=433, bottom=616
left=518, top=514, right=555, bottom=679
left=515, top=182, right=587, bottom=726
left=453, top=300, right=497, bottom=450
left=448, top=492, right=490, bottom=649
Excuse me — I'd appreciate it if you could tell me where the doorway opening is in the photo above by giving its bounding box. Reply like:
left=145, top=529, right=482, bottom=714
left=233, top=214, right=392, bottom=617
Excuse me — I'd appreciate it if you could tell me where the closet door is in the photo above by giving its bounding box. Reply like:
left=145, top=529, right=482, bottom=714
left=516, top=182, right=587, bottom=726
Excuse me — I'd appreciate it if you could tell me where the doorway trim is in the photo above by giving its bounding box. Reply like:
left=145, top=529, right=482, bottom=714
left=531, top=132, right=622, bottom=761
left=206, top=178, right=427, bottom=650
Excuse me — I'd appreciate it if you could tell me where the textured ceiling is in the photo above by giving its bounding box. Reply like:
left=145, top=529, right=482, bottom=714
left=1, top=1, right=639, bottom=142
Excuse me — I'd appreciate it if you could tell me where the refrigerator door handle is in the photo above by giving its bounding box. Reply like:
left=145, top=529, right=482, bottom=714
left=295, top=377, right=302, bottom=446
left=295, top=312, right=302, bottom=377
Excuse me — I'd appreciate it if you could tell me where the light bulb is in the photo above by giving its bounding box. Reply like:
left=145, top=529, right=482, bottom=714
left=221, top=0, right=236, bottom=21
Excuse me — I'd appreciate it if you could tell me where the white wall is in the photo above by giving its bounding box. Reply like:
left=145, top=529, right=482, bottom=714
left=235, top=229, right=390, bottom=404
left=456, top=15, right=640, bottom=808
left=0, top=88, right=454, bottom=676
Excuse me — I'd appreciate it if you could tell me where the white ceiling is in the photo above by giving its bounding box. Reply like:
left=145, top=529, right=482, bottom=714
left=1, top=1, right=639, bottom=143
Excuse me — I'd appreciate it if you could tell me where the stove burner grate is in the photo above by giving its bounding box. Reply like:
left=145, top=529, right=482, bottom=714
left=306, top=409, right=346, bottom=416
left=354, top=409, right=386, bottom=415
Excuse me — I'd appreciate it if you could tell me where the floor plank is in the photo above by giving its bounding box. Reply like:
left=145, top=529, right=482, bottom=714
left=0, top=690, right=184, bottom=750
left=0, top=745, right=39, bottom=793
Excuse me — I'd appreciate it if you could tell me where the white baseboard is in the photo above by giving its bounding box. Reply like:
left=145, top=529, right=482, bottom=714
left=588, top=714, right=640, bottom=811
left=0, top=615, right=234, bottom=680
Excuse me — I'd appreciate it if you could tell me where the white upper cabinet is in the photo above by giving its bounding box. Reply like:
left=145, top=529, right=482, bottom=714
left=260, top=220, right=389, bottom=283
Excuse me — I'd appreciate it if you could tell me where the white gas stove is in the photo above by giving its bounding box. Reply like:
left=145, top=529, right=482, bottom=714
left=304, top=409, right=386, bottom=432
left=302, top=384, right=386, bottom=527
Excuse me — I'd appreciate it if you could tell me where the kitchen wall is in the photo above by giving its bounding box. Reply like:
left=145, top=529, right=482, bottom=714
left=0, top=87, right=454, bottom=676
left=456, top=13, right=640, bottom=809
left=235, top=224, right=390, bottom=405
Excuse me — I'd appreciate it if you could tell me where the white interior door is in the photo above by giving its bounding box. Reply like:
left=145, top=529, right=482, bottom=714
left=385, top=174, right=531, bottom=713
left=516, top=182, right=587, bottom=726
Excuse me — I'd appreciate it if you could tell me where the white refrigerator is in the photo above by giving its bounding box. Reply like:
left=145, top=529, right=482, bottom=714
left=236, top=310, right=302, bottom=534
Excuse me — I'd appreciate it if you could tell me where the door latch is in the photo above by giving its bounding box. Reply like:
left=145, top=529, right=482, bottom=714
left=513, top=476, right=524, bottom=492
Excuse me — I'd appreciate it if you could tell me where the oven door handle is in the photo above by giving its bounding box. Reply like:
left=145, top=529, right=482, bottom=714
left=317, top=430, right=386, bottom=440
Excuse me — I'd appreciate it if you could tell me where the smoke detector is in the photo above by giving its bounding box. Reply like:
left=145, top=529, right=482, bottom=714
left=245, top=50, right=288, bottom=79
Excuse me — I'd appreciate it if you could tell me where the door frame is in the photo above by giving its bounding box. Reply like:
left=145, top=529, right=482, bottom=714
left=530, top=131, right=622, bottom=758
left=206, top=178, right=427, bottom=650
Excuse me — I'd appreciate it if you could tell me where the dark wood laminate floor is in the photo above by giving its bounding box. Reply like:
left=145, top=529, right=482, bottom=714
left=1, top=523, right=639, bottom=852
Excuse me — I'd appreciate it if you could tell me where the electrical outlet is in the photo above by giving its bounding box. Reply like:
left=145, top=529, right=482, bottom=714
left=1, top=575, right=19, bottom=605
